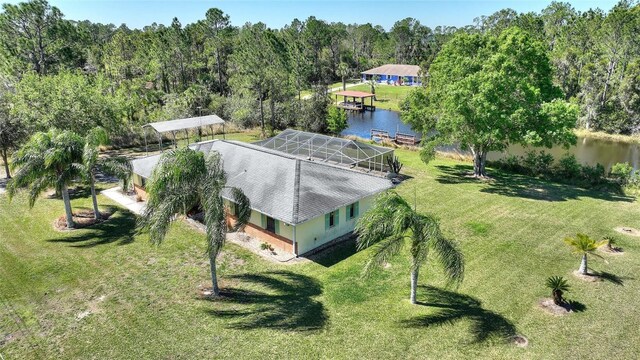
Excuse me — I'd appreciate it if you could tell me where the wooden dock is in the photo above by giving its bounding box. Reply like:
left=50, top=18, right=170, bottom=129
left=370, top=129, right=418, bottom=145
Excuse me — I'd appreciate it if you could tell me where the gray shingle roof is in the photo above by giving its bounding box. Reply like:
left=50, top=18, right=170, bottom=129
left=131, top=140, right=393, bottom=225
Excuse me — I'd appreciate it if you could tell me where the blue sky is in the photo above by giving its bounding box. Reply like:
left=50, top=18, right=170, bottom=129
left=3, top=0, right=620, bottom=30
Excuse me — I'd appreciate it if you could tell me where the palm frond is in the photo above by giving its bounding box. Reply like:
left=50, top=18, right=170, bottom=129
left=431, top=235, right=465, bottom=286
left=228, top=187, right=251, bottom=232
left=363, top=235, right=406, bottom=275
left=138, top=148, right=205, bottom=244
left=545, top=276, right=570, bottom=292
left=355, top=191, right=412, bottom=251
left=98, top=156, right=133, bottom=190
left=564, top=233, right=606, bottom=254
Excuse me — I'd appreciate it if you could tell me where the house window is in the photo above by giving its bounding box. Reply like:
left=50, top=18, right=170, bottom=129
left=266, top=216, right=276, bottom=233
left=347, top=202, right=359, bottom=220
left=325, top=209, right=340, bottom=230
left=140, top=177, right=146, bottom=187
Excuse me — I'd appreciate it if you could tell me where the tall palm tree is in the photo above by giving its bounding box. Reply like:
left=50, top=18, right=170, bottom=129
left=80, top=127, right=132, bottom=220
left=336, top=62, right=350, bottom=91
left=368, top=75, right=379, bottom=100
left=355, top=191, right=464, bottom=304
left=137, top=147, right=251, bottom=296
left=564, top=233, right=606, bottom=275
left=8, top=129, right=84, bottom=228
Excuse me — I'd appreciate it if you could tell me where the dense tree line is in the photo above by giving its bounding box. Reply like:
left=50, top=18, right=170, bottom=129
left=0, top=0, right=638, bottom=155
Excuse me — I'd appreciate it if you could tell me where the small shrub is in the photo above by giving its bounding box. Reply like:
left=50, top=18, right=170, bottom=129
left=580, top=163, right=606, bottom=186
left=386, top=155, right=403, bottom=174
left=554, top=153, right=581, bottom=179
left=523, top=151, right=554, bottom=177
left=603, top=236, right=620, bottom=252
left=495, top=154, right=522, bottom=173
left=545, top=276, right=570, bottom=305
left=609, top=162, right=634, bottom=184
left=327, top=106, right=348, bottom=135
left=260, top=242, right=274, bottom=251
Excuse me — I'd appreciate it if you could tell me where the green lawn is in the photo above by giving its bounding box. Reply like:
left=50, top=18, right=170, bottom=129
left=345, top=83, right=415, bottom=111
left=1, top=146, right=640, bottom=359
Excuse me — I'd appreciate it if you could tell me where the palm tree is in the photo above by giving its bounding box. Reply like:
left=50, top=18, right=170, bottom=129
left=336, top=62, right=350, bottom=91
left=137, top=147, right=251, bottom=296
left=80, top=127, right=132, bottom=220
left=545, top=276, right=570, bottom=305
left=355, top=191, right=464, bottom=304
left=8, top=129, right=84, bottom=228
left=368, top=75, right=379, bottom=100
left=564, top=233, right=606, bottom=275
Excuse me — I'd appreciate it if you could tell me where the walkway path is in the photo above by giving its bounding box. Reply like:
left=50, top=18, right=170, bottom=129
left=101, top=186, right=303, bottom=264
left=102, top=187, right=145, bottom=215
left=302, top=82, right=363, bottom=100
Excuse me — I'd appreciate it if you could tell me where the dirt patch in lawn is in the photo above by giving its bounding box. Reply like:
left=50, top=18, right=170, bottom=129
left=538, top=299, right=572, bottom=316
left=75, top=294, right=107, bottom=321
left=512, top=335, right=529, bottom=348
left=218, top=251, right=247, bottom=268
left=54, top=210, right=113, bottom=231
left=615, top=226, right=640, bottom=237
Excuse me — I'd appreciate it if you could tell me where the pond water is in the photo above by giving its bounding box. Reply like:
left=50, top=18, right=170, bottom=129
left=488, top=137, right=640, bottom=171
left=343, top=109, right=640, bottom=171
left=341, top=109, right=420, bottom=139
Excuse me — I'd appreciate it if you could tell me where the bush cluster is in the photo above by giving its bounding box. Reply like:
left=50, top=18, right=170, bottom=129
left=490, top=151, right=634, bottom=189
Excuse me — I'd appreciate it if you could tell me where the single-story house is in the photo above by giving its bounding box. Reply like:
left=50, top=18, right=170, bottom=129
left=361, top=64, right=422, bottom=85
left=131, top=138, right=393, bottom=256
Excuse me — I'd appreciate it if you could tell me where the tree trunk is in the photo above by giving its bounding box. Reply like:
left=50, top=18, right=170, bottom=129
left=471, top=147, right=487, bottom=177
left=270, top=96, right=276, bottom=135
left=1, top=148, right=10, bottom=179
left=209, top=253, right=220, bottom=296
left=342, top=77, right=346, bottom=91
left=601, top=59, right=616, bottom=106
left=579, top=253, right=588, bottom=275
left=258, top=90, right=265, bottom=137
left=90, top=175, right=101, bottom=220
left=410, top=265, right=419, bottom=304
left=61, top=185, right=75, bottom=229
left=552, top=289, right=564, bottom=305
left=216, top=48, right=224, bottom=95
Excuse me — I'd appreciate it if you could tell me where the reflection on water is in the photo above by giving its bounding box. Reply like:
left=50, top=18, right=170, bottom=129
left=489, top=137, right=640, bottom=171
left=341, top=109, right=639, bottom=171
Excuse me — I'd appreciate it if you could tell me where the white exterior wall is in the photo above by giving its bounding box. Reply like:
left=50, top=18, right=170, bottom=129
left=224, top=196, right=377, bottom=255
left=294, top=195, right=375, bottom=255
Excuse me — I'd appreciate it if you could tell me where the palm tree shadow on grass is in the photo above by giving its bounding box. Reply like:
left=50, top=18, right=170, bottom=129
left=46, top=208, right=136, bottom=247
left=401, top=286, right=517, bottom=344
left=594, top=271, right=631, bottom=286
left=204, top=271, right=328, bottom=331
left=434, top=164, right=632, bottom=203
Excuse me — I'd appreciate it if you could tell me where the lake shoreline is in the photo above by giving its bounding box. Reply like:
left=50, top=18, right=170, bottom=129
left=575, top=129, right=640, bottom=144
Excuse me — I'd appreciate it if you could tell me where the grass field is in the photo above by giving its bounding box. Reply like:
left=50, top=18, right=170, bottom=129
left=345, top=83, right=415, bottom=111
left=1, top=141, right=640, bottom=359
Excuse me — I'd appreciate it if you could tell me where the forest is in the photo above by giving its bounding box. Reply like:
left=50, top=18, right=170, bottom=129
left=0, top=0, right=639, bottom=155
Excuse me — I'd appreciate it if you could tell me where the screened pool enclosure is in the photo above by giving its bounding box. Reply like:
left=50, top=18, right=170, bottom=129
left=254, top=129, right=394, bottom=172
